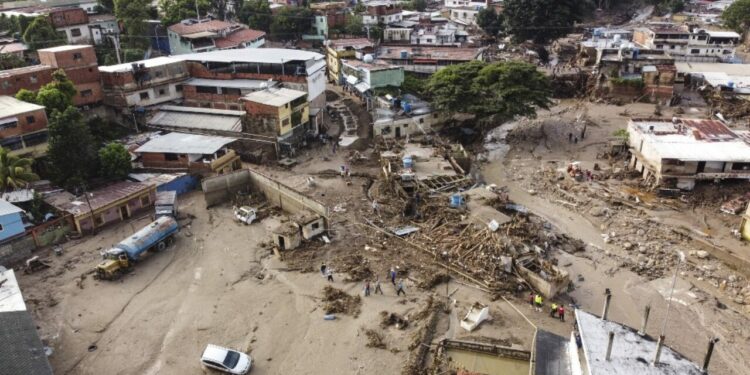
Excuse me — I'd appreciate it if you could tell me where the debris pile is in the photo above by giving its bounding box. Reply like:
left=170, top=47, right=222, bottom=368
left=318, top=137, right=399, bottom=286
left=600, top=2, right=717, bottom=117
left=364, top=329, right=387, bottom=349
left=334, top=254, right=374, bottom=282
left=380, top=311, right=409, bottom=329
left=322, top=286, right=362, bottom=317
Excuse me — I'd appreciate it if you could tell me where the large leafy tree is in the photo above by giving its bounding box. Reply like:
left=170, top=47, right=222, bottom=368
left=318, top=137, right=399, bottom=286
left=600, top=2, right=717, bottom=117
left=159, top=0, right=210, bottom=26
left=723, top=0, right=750, bottom=33
left=270, top=7, right=312, bottom=40
left=476, top=7, right=504, bottom=37
left=16, top=70, right=77, bottom=114
left=503, top=0, right=590, bottom=44
left=0, top=53, right=25, bottom=70
left=425, top=61, right=552, bottom=122
left=98, top=143, right=132, bottom=180
left=0, top=148, right=39, bottom=192
left=239, top=0, right=272, bottom=31
left=22, top=17, right=66, bottom=50
left=47, top=107, right=98, bottom=189
left=115, top=0, right=153, bottom=49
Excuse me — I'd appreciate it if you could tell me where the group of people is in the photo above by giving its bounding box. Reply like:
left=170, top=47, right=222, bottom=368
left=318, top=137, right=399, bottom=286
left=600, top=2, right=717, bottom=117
left=529, top=292, right=565, bottom=322
left=321, top=264, right=407, bottom=296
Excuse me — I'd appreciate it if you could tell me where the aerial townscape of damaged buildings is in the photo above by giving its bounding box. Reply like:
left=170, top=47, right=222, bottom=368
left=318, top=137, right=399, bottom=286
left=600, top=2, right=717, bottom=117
left=0, top=0, right=749, bottom=373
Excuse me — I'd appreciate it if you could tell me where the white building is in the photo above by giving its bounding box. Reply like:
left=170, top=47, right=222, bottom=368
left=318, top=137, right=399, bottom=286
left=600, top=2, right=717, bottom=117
left=627, top=117, right=750, bottom=190
left=634, top=25, right=741, bottom=62
left=449, top=7, right=481, bottom=26
left=373, top=94, right=447, bottom=138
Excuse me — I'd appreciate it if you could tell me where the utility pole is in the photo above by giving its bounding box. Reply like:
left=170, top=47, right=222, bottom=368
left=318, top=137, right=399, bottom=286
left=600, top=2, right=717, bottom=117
left=195, top=0, right=201, bottom=20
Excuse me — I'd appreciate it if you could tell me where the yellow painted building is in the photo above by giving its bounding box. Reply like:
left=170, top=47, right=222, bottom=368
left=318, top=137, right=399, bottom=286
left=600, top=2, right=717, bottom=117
left=325, top=38, right=374, bottom=83
left=241, top=88, right=310, bottom=138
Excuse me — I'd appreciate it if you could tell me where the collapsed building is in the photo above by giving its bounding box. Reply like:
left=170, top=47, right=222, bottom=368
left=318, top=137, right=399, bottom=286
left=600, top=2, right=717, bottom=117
left=627, top=117, right=750, bottom=190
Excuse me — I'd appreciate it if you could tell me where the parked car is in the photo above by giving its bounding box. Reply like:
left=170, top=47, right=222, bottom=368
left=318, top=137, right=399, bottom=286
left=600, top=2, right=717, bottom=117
left=200, top=344, right=252, bottom=374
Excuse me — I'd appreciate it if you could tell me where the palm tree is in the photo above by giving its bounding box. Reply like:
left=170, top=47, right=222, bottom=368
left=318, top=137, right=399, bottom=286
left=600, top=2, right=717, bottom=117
left=0, top=147, right=39, bottom=192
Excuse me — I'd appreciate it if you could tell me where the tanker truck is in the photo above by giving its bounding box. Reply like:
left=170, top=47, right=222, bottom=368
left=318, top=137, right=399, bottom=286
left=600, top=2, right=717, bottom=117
left=95, top=216, right=179, bottom=280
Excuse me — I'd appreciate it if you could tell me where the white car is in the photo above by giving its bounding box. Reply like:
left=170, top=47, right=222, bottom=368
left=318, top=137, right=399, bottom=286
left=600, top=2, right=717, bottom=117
left=200, top=344, right=252, bottom=374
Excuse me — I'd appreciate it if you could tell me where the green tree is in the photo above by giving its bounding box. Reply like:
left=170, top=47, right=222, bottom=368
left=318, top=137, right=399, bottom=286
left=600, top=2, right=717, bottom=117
left=723, top=0, right=750, bottom=33
left=47, top=107, right=98, bottom=189
left=15, top=89, right=37, bottom=104
left=98, top=143, right=131, bottom=180
left=0, top=53, right=25, bottom=70
left=99, top=0, right=115, bottom=11
left=270, top=7, right=312, bottom=40
left=0, top=147, right=39, bottom=192
left=425, top=61, right=551, bottom=122
left=345, top=15, right=365, bottom=36
left=15, top=70, right=77, bottom=113
left=503, top=0, right=590, bottom=44
left=476, top=7, right=504, bottom=36
left=403, top=0, right=427, bottom=11
left=239, top=0, right=272, bottom=31
left=22, top=17, right=66, bottom=50
left=159, top=0, right=210, bottom=26
left=668, top=0, right=685, bottom=13
left=115, top=0, right=153, bottom=49
left=0, top=14, right=18, bottom=33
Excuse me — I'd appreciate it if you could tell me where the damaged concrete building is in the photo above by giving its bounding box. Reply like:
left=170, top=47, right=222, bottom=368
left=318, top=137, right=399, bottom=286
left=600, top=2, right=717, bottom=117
left=627, top=118, right=750, bottom=190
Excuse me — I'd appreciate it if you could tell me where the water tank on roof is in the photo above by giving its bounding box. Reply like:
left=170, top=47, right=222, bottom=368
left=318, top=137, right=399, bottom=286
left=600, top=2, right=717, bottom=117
left=403, top=156, right=414, bottom=169
left=400, top=50, right=409, bottom=59
left=403, top=102, right=412, bottom=113
left=363, top=54, right=374, bottom=63
left=728, top=81, right=735, bottom=88
left=593, top=28, right=603, bottom=37
left=613, top=34, right=622, bottom=43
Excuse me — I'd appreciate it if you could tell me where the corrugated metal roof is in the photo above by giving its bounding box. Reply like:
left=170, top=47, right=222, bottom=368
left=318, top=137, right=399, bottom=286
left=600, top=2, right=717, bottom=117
left=0, top=96, right=45, bottom=118
left=0, top=199, right=23, bottom=216
left=45, top=182, right=153, bottom=216
left=148, top=108, right=243, bottom=132
left=185, top=78, right=275, bottom=90
left=241, top=88, right=306, bottom=107
left=178, top=48, right=324, bottom=65
left=135, top=132, right=237, bottom=154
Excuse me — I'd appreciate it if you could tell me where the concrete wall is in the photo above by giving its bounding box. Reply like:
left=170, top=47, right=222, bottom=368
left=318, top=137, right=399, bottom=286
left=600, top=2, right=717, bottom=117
left=248, top=169, right=328, bottom=218
left=202, top=169, right=252, bottom=207
left=0, top=236, right=35, bottom=267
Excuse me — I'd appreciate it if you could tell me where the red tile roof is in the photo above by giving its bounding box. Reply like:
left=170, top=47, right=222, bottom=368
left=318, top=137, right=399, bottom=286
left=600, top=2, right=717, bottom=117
left=214, top=28, right=266, bottom=49
left=168, top=20, right=236, bottom=35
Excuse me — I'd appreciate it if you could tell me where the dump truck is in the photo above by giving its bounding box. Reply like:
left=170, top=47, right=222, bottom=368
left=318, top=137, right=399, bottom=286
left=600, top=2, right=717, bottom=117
left=95, top=216, right=179, bottom=280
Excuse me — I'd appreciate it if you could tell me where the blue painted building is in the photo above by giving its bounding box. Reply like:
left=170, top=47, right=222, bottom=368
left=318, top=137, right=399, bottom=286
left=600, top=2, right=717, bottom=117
left=128, top=173, right=199, bottom=195
left=0, top=200, right=26, bottom=243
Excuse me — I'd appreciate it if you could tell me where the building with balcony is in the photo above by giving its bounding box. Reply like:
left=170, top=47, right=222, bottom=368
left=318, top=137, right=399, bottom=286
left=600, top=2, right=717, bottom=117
left=38, top=45, right=101, bottom=106
left=633, top=24, right=740, bottom=62
left=627, top=118, right=750, bottom=190
left=325, top=38, right=375, bottom=83
left=134, top=132, right=241, bottom=174
left=376, top=46, right=484, bottom=74
left=362, top=2, right=403, bottom=25
left=99, top=56, right=189, bottom=110
left=0, top=96, right=49, bottom=157
left=48, top=7, right=92, bottom=44
left=179, top=48, right=327, bottom=110
left=384, top=23, right=468, bottom=46
left=182, top=78, right=277, bottom=110
left=241, top=88, right=311, bottom=143
left=167, top=19, right=266, bottom=55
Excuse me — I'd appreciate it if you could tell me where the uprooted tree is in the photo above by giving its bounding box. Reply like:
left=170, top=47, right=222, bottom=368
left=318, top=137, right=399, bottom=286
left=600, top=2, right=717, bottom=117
left=424, top=60, right=552, bottom=127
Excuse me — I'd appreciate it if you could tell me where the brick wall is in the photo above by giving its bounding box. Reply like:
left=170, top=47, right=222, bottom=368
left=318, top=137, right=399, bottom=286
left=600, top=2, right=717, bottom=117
left=141, top=152, right=190, bottom=169
left=187, top=62, right=308, bottom=84
left=49, top=8, right=89, bottom=28
left=39, top=46, right=98, bottom=69
left=182, top=85, right=243, bottom=110
left=0, top=67, right=55, bottom=96
left=0, top=108, right=48, bottom=139
left=243, top=100, right=279, bottom=116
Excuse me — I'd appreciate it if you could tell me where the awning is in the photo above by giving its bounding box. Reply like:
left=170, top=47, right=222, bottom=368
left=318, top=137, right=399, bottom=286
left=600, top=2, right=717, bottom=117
left=354, top=82, right=370, bottom=93
left=0, top=117, right=18, bottom=126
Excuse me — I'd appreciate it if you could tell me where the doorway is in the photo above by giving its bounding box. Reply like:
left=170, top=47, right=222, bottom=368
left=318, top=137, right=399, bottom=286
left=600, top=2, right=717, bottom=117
left=395, top=126, right=401, bottom=138
left=120, top=205, right=129, bottom=219
left=697, top=161, right=706, bottom=173
left=278, top=236, right=285, bottom=250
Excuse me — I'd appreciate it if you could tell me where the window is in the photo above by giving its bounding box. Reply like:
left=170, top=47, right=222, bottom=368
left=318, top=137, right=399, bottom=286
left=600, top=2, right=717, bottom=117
left=139, top=92, right=150, bottom=100
left=26, top=116, right=35, bottom=124
left=196, top=86, right=218, bottom=94
left=2, top=81, right=9, bottom=89
left=419, top=118, right=424, bottom=124
left=158, top=88, right=166, bottom=96
left=0, top=120, right=18, bottom=130
left=228, top=105, right=240, bottom=110
left=30, top=75, right=37, bottom=84
left=282, top=118, right=290, bottom=126
left=176, top=85, right=183, bottom=92
left=154, top=71, right=163, bottom=78
left=0, top=137, right=22, bottom=150
left=691, top=49, right=700, bottom=54
left=655, top=44, right=663, bottom=49
left=164, top=153, right=179, bottom=161
left=80, top=89, right=93, bottom=97
left=22, top=131, right=47, bottom=146
left=140, top=195, right=150, bottom=206
left=95, top=215, right=104, bottom=225
left=723, top=50, right=732, bottom=55
left=670, top=45, right=676, bottom=49
left=71, top=29, right=82, bottom=37
left=312, top=222, right=320, bottom=230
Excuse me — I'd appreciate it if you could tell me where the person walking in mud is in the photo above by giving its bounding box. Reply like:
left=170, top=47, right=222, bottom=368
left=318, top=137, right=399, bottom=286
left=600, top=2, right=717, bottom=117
left=326, top=269, right=334, bottom=282
left=374, top=278, right=384, bottom=295
left=396, top=279, right=406, bottom=296
left=558, top=305, right=565, bottom=322
left=389, top=267, right=397, bottom=285
left=364, top=280, right=371, bottom=296
left=550, top=303, right=558, bottom=318
left=534, top=294, right=543, bottom=312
